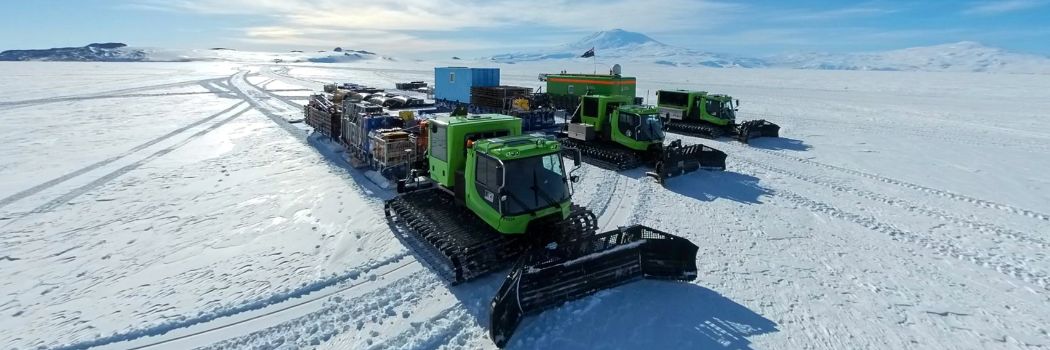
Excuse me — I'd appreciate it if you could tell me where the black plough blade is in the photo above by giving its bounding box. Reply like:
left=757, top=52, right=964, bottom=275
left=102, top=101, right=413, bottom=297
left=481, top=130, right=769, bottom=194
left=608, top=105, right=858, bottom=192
left=651, top=140, right=727, bottom=181
left=737, top=119, right=780, bottom=143
left=489, top=225, right=699, bottom=348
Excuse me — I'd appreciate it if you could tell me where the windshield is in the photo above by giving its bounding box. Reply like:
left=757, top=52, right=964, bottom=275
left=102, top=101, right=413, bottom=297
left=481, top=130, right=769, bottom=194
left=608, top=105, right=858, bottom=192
left=705, top=99, right=735, bottom=120
left=501, top=153, right=569, bottom=215
left=620, top=112, right=665, bottom=142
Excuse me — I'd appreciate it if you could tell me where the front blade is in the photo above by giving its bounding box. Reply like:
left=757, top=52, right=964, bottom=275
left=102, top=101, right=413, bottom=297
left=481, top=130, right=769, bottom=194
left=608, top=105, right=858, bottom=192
left=489, top=225, right=699, bottom=348
left=737, top=119, right=780, bottom=143
left=652, top=140, right=727, bottom=181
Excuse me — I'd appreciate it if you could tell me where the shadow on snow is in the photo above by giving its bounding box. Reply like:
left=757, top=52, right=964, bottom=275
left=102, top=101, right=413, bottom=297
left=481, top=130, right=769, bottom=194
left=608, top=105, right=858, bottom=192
left=747, top=137, right=811, bottom=152
left=501, top=280, right=777, bottom=349
left=663, top=171, right=771, bottom=204
left=305, top=132, right=396, bottom=201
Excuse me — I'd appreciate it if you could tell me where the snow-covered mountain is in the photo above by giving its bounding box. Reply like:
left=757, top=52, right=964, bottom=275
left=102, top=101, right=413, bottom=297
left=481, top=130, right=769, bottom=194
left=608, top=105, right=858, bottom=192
left=0, top=43, right=388, bottom=63
left=0, top=43, right=149, bottom=62
left=490, top=29, right=764, bottom=68
left=768, top=41, right=1050, bottom=74
left=490, top=30, right=1050, bottom=74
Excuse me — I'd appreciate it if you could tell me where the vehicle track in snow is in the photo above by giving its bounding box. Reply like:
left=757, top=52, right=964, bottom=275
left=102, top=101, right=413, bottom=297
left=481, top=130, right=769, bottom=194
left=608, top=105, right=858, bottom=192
left=733, top=157, right=1050, bottom=252
left=768, top=187, right=1049, bottom=292
left=0, top=100, right=247, bottom=212
left=19, top=105, right=253, bottom=216
left=261, top=66, right=326, bottom=88
left=56, top=254, right=418, bottom=350
left=739, top=110, right=1050, bottom=152
left=721, top=141, right=1050, bottom=223
left=0, top=78, right=228, bottom=110
left=189, top=268, right=443, bottom=350
left=595, top=174, right=631, bottom=231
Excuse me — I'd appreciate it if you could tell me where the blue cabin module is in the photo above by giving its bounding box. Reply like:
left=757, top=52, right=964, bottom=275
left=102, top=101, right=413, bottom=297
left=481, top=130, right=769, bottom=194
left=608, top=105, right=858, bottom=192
left=434, top=67, right=500, bottom=104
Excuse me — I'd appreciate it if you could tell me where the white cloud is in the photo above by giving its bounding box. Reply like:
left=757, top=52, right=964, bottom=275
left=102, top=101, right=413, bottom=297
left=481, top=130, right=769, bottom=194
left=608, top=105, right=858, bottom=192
left=129, top=0, right=744, bottom=53
left=773, top=5, right=898, bottom=22
left=963, top=0, right=1048, bottom=15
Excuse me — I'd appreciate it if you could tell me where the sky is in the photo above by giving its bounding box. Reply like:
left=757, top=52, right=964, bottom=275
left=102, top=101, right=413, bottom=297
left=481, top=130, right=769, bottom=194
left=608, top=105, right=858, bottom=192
left=1, top=0, right=1048, bottom=58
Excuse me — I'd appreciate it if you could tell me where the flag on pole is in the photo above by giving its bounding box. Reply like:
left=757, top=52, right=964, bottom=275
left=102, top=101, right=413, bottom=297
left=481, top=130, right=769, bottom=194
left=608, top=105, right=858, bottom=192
left=580, top=47, right=595, bottom=58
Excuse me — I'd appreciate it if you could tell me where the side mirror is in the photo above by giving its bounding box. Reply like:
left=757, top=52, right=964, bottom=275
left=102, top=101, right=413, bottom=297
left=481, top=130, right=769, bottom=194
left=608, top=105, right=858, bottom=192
left=735, top=99, right=741, bottom=106
left=571, top=175, right=580, bottom=183
left=562, top=148, right=582, bottom=167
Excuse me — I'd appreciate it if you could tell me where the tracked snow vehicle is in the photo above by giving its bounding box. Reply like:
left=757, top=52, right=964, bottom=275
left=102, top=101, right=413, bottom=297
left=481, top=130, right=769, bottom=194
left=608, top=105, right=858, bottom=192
left=656, top=90, right=780, bottom=143
left=562, top=95, right=727, bottom=181
left=383, top=113, right=699, bottom=347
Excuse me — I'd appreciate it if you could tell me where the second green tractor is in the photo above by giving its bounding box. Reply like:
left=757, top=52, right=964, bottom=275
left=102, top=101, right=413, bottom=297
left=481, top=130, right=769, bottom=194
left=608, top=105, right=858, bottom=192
left=562, top=94, right=727, bottom=181
left=656, top=90, right=780, bottom=143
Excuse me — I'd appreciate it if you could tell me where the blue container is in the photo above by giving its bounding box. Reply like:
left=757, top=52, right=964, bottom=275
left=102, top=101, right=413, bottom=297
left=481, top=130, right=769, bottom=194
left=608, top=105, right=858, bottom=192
left=434, top=67, right=499, bottom=104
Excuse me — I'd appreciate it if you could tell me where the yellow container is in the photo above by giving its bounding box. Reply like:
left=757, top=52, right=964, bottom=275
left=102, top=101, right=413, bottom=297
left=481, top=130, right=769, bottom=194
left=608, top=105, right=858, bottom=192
left=398, top=110, right=415, bottom=121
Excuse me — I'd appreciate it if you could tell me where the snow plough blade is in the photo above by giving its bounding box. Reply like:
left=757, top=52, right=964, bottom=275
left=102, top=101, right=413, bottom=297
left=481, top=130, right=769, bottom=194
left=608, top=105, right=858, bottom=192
left=650, top=139, right=727, bottom=181
left=737, top=119, right=780, bottom=143
left=489, top=225, right=699, bottom=348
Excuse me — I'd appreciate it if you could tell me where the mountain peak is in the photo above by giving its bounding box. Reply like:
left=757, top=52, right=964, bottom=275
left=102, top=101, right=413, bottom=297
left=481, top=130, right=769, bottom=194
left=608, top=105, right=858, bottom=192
left=567, top=29, right=663, bottom=50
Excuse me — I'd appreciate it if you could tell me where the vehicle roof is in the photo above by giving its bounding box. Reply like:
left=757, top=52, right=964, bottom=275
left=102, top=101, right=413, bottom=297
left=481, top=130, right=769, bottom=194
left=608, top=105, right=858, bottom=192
left=474, top=135, right=560, bottom=160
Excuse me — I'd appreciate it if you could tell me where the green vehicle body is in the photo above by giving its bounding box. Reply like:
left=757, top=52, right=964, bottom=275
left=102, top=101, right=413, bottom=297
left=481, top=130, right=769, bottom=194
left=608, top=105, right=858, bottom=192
left=426, top=114, right=573, bottom=234
left=576, top=95, right=665, bottom=151
left=545, top=73, right=637, bottom=98
left=656, top=90, right=738, bottom=127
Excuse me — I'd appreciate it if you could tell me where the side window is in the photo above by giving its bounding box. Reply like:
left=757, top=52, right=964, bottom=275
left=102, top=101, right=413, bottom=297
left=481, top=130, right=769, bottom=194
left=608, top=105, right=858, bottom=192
left=475, top=155, right=502, bottom=188
left=567, top=85, right=574, bottom=95
left=619, top=113, right=632, bottom=134
left=449, top=72, right=455, bottom=83
left=582, top=98, right=598, bottom=117
left=430, top=124, right=448, bottom=161
left=705, top=99, right=719, bottom=117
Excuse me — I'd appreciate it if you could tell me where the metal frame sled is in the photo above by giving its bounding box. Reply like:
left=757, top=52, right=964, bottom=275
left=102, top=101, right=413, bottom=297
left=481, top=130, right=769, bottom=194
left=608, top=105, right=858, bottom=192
left=489, top=225, right=700, bottom=348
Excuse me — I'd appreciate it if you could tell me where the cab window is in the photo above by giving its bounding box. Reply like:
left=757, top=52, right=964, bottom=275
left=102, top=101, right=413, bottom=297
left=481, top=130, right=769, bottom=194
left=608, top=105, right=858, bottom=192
left=430, top=123, right=448, bottom=161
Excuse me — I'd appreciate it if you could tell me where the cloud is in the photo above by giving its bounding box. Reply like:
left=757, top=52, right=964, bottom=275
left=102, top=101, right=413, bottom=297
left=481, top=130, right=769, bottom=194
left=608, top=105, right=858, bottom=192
left=963, top=0, right=1048, bottom=15
left=128, top=0, right=744, bottom=53
left=774, top=5, right=898, bottom=22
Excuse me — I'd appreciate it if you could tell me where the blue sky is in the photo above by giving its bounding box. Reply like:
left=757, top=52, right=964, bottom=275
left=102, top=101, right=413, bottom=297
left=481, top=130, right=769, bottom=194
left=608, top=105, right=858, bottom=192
left=1, top=0, right=1048, bottom=57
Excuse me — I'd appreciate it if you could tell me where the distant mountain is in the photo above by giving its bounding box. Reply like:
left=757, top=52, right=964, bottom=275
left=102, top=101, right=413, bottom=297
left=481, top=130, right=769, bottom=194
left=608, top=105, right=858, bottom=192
left=490, top=29, right=764, bottom=68
left=0, top=43, right=148, bottom=62
left=768, top=42, right=1050, bottom=73
left=0, top=43, right=387, bottom=63
left=489, top=30, right=1050, bottom=74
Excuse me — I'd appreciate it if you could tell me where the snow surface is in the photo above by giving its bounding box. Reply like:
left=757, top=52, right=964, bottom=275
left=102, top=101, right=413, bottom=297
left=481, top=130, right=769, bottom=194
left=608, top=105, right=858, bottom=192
left=1, top=59, right=1050, bottom=350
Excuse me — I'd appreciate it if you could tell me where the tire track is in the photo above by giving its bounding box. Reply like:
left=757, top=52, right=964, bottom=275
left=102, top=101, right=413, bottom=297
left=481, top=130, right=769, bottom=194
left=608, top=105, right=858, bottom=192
left=771, top=188, right=1049, bottom=292
left=244, top=75, right=303, bottom=109
left=24, top=105, right=252, bottom=215
left=747, top=111, right=1050, bottom=152
left=0, top=78, right=225, bottom=110
left=227, top=71, right=308, bottom=139
left=723, top=142, right=1050, bottom=222
left=261, top=66, right=326, bottom=88
left=54, top=254, right=418, bottom=350
left=734, top=157, right=1050, bottom=251
left=0, top=100, right=246, bottom=211
left=366, top=306, right=474, bottom=350
left=595, top=175, right=628, bottom=231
